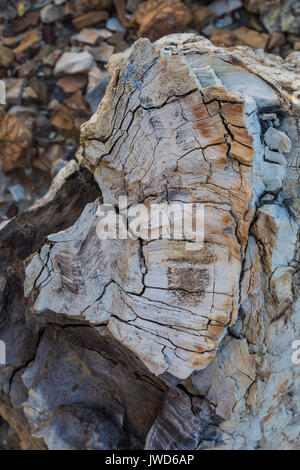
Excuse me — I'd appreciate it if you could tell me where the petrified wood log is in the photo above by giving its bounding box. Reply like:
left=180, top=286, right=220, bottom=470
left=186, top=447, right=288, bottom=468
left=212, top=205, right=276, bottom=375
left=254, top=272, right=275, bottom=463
left=0, top=34, right=299, bottom=450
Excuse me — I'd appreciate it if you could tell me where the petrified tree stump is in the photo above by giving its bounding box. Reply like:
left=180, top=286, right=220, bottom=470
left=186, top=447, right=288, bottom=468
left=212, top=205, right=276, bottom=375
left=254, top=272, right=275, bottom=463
left=0, top=34, right=299, bottom=450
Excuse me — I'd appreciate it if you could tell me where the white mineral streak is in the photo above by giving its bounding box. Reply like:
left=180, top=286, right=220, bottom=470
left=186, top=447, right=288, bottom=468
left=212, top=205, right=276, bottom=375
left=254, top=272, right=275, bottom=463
left=25, top=33, right=299, bottom=394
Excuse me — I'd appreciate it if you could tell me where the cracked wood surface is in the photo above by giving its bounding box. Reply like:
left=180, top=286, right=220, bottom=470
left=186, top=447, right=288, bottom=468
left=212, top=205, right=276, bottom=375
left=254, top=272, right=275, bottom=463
left=25, top=36, right=260, bottom=380
left=0, top=34, right=299, bottom=449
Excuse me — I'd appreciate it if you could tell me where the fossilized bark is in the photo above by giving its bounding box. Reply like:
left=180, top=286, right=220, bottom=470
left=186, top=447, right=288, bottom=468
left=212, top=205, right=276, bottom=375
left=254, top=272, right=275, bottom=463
left=0, top=34, right=299, bottom=449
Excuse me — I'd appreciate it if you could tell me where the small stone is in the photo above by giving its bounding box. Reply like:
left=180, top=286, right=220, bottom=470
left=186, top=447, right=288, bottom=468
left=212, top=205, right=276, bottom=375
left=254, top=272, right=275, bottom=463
left=42, top=49, right=62, bottom=67
left=106, top=17, right=126, bottom=33
left=54, top=51, right=95, bottom=75
left=0, top=109, right=32, bottom=172
left=208, top=0, right=242, bottom=17
left=48, top=99, right=60, bottom=111
left=210, top=28, right=237, bottom=47
left=72, top=29, right=101, bottom=45
left=18, top=60, right=38, bottom=79
left=233, top=26, right=269, bottom=50
left=9, top=184, right=25, bottom=202
left=9, top=105, right=37, bottom=116
left=260, top=113, right=278, bottom=121
left=57, top=75, right=87, bottom=93
left=188, top=5, right=214, bottom=29
left=88, top=44, right=114, bottom=62
left=4, top=78, right=25, bottom=105
left=13, top=29, right=42, bottom=56
left=131, top=0, right=192, bottom=42
left=10, top=11, right=40, bottom=33
left=215, top=14, right=233, bottom=29
left=17, top=1, right=31, bottom=18
left=90, top=28, right=112, bottom=40
left=73, top=11, right=109, bottom=30
left=264, top=127, right=292, bottom=153
left=3, top=36, right=22, bottom=48
left=260, top=1, right=299, bottom=34
left=0, top=46, right=14, bottom=68
left=40, top=5, right=62, bottom=24
left=267, top=32, right=285, bottom=50
left=293, top=42, right=300, bottom=51
left=107, top=32, right=129, bottom=53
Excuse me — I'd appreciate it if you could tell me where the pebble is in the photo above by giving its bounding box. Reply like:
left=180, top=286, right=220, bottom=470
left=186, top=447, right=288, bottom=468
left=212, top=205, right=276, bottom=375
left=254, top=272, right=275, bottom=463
left=106, top=17, right=126, bottom=33
left=9, top=184, right=25, bottom=202
left=54, top=51, right=95, bottom=75
left=40, top=5, right=63, bottom=24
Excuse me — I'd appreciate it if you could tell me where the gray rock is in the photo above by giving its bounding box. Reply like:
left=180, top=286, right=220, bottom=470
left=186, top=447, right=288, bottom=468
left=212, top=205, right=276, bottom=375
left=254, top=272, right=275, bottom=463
left=106, top=17, right=126, bottom=33
left=40, top=5, right=62, bottom=24
left=54, top=51, right=95, bottom=75
left=264, top=127, right=292, bottom=153
left=260, top=113, right=277, bottom=121
left=9, top=184, right=25, bottom=202
left=208, top=0, right=242, bottom=17
left=264, top=147, right=287, bottom=165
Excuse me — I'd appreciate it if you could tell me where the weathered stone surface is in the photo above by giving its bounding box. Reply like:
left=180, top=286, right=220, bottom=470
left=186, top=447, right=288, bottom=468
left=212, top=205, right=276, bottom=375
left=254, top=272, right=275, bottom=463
left=0, top=33, right=299, bottom=450
left=145, top=388, right=223, bottom=450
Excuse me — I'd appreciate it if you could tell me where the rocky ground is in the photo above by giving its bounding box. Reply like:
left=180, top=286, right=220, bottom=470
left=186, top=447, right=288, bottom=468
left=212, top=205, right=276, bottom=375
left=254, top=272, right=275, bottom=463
left=0, top=0, right=299, bottom=221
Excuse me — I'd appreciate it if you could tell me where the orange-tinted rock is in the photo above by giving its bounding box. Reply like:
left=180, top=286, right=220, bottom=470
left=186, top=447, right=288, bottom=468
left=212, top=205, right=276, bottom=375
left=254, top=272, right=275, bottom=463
left=131, top=0, right=192, bottom=42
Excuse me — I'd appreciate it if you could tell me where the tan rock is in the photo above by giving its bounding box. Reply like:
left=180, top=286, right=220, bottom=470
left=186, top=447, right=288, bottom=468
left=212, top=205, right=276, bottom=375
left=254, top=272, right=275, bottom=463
left=13, top=29, right=42, bottom=56
left=188, top=5, right=214, bottom=29
left=4, top=78, right=25, bottom=105
left=233, top=26, right=269, bottom=49
left=72, top=11, right=109, bottom=30
left=0, top=109, right=32, bottom=172
left=267, top=32, right=286, bottom=50
left=54, top=51, right=95, bottom=75
left=57, top=75, right=87, bottom=93
left=72, top=28, right=102, bottom=45
left=0, top=46, right=14, bottom=68
left=131, top=0, right=192, bottom=42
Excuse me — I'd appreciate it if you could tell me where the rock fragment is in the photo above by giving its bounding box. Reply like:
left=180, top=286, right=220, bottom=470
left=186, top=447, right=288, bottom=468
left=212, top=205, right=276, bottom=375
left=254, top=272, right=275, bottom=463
left=54, top=51, right=95, bottom=75
left=264, top=127, right=292, bottom=153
